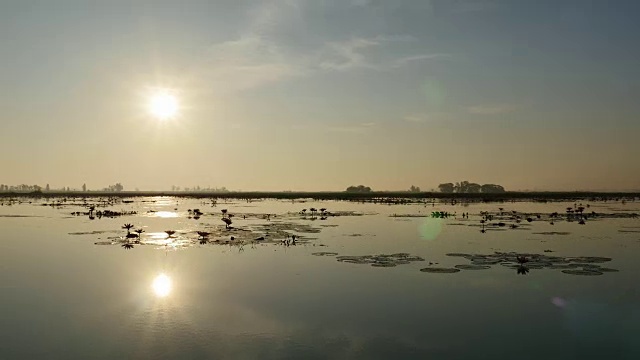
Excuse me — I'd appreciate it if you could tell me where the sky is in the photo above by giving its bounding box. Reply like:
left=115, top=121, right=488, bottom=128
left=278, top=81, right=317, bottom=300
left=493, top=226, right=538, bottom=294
left=1, top=0, right=639, bottom=191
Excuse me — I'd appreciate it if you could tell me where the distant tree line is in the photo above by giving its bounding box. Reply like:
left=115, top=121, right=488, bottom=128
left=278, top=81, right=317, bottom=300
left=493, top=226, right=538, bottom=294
left=103, top=183, right=124, bottom=192
left=0, top=183, right=96, bottom=192
left=0, top=184, right=42, bottom=192
left=438, top=181, right=505, bottom=193
left=170, top=185, right=230, bottom=192
left=345, top=185, right=373, bottom=193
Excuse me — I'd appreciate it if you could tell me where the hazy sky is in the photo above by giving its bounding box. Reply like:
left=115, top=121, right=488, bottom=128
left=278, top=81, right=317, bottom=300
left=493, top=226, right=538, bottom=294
left=1, top=0, right=639, bottom=191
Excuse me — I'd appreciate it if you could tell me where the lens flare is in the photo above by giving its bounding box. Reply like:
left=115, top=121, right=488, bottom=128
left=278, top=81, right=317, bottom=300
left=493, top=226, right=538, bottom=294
left=418, top=218, right=444, bottom=240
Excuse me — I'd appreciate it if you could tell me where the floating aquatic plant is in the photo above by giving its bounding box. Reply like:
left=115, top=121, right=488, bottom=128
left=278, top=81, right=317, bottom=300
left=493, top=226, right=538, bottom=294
left=312, top=252, right=338, bottom=256
left=419, top=267, right=460, bottom=273
left=335, top=253, right=425, bottom=268
left=561, top=269, right=603, bottom=276
left=446, top=251, right=618, bottom=276
left=454, top=264, right=491, bottom=270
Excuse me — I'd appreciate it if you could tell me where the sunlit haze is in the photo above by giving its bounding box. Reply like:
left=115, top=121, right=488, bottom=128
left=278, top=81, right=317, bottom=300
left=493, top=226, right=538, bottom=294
left=148, top=90, right=179, bottom=120
left=152, top=273, right=172, bottom=297
left=1, top=1, right=639, bottom=191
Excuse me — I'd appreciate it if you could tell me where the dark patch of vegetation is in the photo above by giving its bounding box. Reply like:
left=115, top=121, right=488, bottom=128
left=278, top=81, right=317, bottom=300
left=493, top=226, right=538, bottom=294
left=3, top=191, right=640, bottom=203
left=445, top=252, right=618, bottom=275
left=438, top=181, right=505, bottom=193
left=335, top=253, right=425, bottom=267
left=345, top=185, right=373, bottom=193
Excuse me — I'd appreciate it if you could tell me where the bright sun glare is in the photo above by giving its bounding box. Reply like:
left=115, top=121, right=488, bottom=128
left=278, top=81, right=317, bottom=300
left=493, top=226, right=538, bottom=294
left=148, top=90, right=178, bottom=120
left=152, top=274, right=172, bottom=297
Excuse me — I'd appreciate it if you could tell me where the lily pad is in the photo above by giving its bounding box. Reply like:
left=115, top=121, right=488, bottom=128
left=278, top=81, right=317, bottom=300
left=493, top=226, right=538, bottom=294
left=419, top=267, right=461, bottom=273
left=568, top=256, right=612, bottom=263
left=446, top=253, right=472, bottom=257
left=561, top=269, right=604, bottom=276
left=545, top=264, right=578, bottom=269
left=371, top=262, right=397, bottom=267
left=455, top=264, right=491, bottom=270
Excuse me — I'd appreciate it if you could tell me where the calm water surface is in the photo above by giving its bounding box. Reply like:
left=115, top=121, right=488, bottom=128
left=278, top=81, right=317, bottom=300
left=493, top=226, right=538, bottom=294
left=1, top=197, right=639, bottom=359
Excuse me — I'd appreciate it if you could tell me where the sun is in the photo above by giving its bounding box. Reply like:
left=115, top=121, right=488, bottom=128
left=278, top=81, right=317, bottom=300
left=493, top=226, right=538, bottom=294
left=152, top=273, right=172, bottom=297
left=148, top=90, right=179, bottom=120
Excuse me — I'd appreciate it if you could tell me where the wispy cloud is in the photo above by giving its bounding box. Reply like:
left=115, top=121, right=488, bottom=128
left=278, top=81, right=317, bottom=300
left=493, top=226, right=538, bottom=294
left=403, top=113, right=452, bottom=123
left=392, top=53, right=450, bottom=68
left=327, top=122, right=376, bottom=133
left=204, top=36, right=305, bottom=93
left=468, top=104, right=518, bottom=115
left=319, top=35, right=445, bottom=72
left=319, top=37, right=381, bottom=71
left=204, top=34, right=446, bottom=93
left=404, top=113, right=429, bottom=123
left=201, top=2, right=448, bottom=93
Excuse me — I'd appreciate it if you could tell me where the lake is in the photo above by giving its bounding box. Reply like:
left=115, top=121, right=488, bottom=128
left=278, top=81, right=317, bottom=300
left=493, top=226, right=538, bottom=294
left=1, top=196, right=639, bottom=359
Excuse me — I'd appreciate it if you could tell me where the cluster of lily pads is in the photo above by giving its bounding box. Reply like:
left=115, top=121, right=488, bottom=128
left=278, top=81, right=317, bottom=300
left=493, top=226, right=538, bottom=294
left=72, top=207, right=137, bottom=220
left=312, top=252, right=427, bottom=267
left=98, top=214, right=328, bottom=250
left=434, top=252, right=620, bottom=276
left=310, top=250, right=619, bottom=276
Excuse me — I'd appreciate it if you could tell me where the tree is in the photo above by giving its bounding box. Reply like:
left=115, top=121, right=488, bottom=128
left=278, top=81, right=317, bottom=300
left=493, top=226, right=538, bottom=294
left=481, top=184, right=506, bottom=193
left=467, top=183, right=481, bottom=193
left=45, top=184, right=50, bottom=192
left=454, top=181, right=471, bottom=193
left=345, top=185, right=372, bottom=193
left=438, top=183, right=454, bottom=193
left=82, top=183, right=87, bottom=192
left=104, top=183, right=124, bottom=192
left=409, top=185, right=421, bottom=192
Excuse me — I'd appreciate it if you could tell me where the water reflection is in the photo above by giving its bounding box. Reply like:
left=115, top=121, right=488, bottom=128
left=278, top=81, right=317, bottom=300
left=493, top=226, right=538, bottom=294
left=152, top=273, right=172, bottom=297
left=154, top=211, right=179, bottom=218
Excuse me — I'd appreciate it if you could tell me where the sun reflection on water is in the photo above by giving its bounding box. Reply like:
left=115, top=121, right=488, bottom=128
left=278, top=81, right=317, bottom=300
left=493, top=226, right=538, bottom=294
left=154, top=211, right=179, bottom=218
left=152, top=274, right=172, bottom=297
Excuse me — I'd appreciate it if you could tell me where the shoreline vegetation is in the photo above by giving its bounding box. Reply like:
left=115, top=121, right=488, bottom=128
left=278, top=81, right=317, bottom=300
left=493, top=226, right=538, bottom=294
left=0, top=190, right=639, bottom=201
